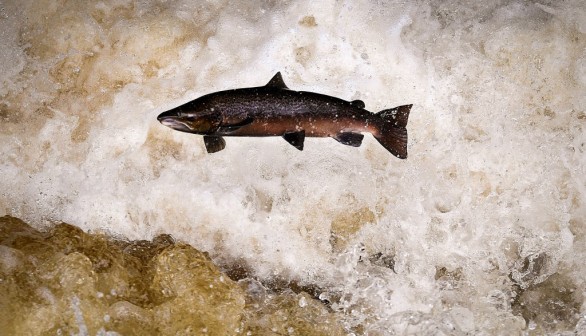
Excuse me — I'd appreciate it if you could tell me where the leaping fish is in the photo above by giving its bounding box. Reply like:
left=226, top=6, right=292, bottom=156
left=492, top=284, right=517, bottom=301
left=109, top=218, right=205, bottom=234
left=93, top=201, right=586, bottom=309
left=157, top=72, right=412, bottom=158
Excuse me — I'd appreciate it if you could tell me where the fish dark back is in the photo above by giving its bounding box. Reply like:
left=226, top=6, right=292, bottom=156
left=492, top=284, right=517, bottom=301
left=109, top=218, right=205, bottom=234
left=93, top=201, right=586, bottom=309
left=206, top=87, right=371, bottom=122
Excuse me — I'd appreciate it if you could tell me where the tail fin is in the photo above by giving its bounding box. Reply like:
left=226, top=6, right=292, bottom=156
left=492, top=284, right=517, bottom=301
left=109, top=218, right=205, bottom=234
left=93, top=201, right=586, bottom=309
left=374, top=104, right=412, bottom=159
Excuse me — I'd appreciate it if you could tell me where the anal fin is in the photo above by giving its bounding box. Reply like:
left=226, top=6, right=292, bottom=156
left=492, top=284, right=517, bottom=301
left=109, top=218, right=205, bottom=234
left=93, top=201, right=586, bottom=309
left=282, top=130, right=305, bottom=150
left=333, top=132, right=364, bottom=147
left=203, top=135, right=226, bottom=153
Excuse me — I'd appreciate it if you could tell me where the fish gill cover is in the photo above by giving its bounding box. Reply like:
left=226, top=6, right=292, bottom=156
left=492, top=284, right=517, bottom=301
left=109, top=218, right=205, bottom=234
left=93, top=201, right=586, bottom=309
left=0, top=0, right=585, bottom=335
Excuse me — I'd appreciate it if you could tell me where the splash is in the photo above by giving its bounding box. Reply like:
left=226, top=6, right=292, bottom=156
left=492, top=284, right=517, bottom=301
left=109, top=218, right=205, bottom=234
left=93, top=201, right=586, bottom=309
left=0, top=216, right=347, bottom=334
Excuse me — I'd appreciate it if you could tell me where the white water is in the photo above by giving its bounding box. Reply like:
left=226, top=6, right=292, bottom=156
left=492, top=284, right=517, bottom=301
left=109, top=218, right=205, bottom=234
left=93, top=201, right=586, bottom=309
left=1, top=0, right=585, bottom=333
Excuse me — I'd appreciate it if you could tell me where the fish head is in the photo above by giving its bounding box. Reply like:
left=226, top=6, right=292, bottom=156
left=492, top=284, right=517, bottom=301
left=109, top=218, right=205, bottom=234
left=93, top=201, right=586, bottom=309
left=157, top=101, right=222, bottom=134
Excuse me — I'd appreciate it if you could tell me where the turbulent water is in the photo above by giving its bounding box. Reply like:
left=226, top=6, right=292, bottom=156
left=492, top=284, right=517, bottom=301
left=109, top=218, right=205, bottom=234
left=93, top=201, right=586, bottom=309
left=0, top=0, right=585, bottom=334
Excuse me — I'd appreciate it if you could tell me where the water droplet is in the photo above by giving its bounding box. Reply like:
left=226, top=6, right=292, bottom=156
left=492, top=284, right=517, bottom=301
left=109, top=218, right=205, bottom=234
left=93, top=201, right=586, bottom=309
left=298, top=296, right=307, bottom=307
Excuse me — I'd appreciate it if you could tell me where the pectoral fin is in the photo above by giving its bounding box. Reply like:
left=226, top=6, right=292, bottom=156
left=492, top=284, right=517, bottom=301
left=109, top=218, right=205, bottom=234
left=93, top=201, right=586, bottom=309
left=216, top=117, right=254, bottom=133
left=203, top=135, right=226, bottom=153
left=282, top=130, right=305, bottom=150
left=333, top=132, right=364, bottom=147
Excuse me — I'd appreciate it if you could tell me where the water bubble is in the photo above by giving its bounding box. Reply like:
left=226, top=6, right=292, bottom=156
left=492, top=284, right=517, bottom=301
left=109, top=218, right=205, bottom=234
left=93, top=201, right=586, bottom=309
left=298, top=296, right=307, bottom=308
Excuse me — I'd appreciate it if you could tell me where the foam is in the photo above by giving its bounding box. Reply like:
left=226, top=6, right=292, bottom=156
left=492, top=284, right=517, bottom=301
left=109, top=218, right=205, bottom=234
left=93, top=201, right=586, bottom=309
left=1, top=0, right=585, bottom=333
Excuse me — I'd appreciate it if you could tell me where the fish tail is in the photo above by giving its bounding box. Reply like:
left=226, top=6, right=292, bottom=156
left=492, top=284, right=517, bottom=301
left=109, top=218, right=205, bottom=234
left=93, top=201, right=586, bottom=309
left=373, top=104, right=412, bottom=159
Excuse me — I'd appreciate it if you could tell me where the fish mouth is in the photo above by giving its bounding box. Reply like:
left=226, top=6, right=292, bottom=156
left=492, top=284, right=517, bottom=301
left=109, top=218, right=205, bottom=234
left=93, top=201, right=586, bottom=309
left=159, top=117, right=193, bottom=133
left=158, top=105, right=222, bottom=134
left=157, top=110, right=194, bottom=133
left=157, top=109, right=179, bottom=122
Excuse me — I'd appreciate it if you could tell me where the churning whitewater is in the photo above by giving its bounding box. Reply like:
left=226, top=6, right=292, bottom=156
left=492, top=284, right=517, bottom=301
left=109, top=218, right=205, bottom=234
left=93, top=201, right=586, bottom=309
left=0, top=0, right=584, bottom=334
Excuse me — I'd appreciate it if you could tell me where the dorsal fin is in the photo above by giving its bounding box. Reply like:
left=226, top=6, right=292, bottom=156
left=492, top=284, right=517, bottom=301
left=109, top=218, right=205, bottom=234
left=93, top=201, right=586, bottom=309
left=350, top=100, right=365, bottom=109
left=265, top=72, right=289, bottom=89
